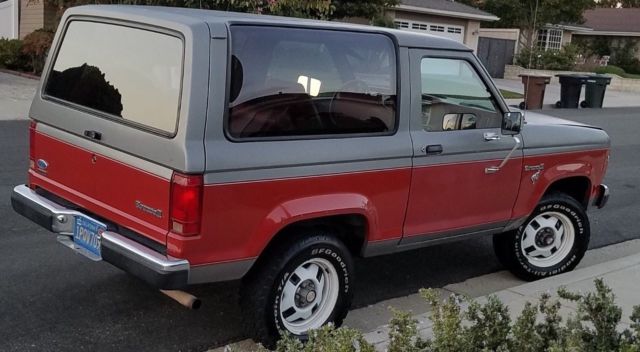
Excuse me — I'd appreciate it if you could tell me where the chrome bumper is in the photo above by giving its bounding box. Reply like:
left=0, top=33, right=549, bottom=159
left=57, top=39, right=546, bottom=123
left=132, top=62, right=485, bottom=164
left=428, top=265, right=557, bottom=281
left=594, top=184, right=610, bottom=209
left=11, top=185, right=189, bottom=289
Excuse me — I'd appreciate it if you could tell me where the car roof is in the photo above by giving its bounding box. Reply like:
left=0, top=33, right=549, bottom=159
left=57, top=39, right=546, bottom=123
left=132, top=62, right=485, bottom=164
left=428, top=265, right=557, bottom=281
left=64, top=5, right=472, bottom=52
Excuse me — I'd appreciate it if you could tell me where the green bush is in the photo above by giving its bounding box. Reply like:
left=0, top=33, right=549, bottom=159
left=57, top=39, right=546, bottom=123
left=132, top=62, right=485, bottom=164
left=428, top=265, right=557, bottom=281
left=516, top=45, right=579, bottom=71
left=0, top=38, right=26, bottom=70
left=595, top=65, right=627, bottom=76
left=21, top=29, right=55, bottom=74
left=242, top=279, right=640, bottom=352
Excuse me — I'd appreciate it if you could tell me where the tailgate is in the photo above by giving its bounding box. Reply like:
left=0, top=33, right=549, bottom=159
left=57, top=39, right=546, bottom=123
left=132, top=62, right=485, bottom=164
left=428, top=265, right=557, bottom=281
left=30, top=124, right=173, bottom=244
left=26, top=16, right=210, bottom=245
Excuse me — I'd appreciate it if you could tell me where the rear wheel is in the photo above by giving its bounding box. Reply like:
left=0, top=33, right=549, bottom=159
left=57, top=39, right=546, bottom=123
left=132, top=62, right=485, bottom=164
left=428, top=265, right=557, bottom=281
left=240, top=231, right=353, bottom=347
left=493, top=193, right=590, bottom=281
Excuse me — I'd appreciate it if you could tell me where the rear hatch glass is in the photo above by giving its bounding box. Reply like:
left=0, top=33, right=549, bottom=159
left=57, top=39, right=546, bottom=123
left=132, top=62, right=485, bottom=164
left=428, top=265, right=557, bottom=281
left=33, top=20, right=185, bottom=243
left=44, top=20, right=183, bottom=135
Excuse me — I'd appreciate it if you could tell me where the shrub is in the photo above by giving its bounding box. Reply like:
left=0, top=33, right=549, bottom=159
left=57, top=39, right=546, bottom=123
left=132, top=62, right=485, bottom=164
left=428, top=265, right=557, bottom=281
left=21, top=29, right=55, bottom=74
left=516, top=45, right=579, bottom=71
left=0, top=38, right=26, bottom=70
left=229, top=279, right=640, bottom=351
left=595, top=65, right=627, bottom=76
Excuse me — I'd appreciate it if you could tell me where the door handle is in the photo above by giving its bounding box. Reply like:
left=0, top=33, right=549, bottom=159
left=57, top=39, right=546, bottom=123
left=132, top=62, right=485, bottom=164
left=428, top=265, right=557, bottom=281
left=422, top=144, right=443, bottom=155
left=485, top=137, right=521, bottom=174
left=484, top=132, right=501, bottom=141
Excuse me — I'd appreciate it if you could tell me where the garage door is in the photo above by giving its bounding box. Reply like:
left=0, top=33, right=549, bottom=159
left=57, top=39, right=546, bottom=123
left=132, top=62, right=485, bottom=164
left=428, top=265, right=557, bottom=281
left=394, top=19, right=464, bottom=43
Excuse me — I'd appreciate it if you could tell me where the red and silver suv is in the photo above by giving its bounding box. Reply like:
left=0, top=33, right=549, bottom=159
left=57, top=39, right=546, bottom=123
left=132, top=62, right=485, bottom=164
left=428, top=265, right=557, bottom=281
left=11, top=5, right=610, bottom=345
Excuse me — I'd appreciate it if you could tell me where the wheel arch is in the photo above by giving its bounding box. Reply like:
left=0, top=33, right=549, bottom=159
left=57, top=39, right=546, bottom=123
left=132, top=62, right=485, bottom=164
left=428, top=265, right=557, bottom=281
left=542, top=175, right=592, bottom=209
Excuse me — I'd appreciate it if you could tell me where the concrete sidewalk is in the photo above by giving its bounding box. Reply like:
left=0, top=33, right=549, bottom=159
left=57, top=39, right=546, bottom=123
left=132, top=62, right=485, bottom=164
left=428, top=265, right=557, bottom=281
left=495, top=78, right=640, bottom=109
left=214, top=240, right=640, bottom=351
left=0, top=71, right=38, bottom=121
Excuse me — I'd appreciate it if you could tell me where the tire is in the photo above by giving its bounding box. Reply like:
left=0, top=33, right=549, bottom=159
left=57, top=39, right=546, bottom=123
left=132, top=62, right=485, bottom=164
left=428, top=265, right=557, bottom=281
left=240, top=231, right=354, bottom=347
left=519, top=102, right=526, bottom=110
left=555, top=101, right=562, bottom=108
left=580, top=100, right=589, bottom=108
left=493, top=193, right=590, bottom=281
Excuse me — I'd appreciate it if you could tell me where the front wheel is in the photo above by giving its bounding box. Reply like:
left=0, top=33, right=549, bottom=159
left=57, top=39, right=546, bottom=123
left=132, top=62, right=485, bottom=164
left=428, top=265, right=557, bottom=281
left=493, top=193, right=590, bottom=281
left=240, top=231, right=354, bottom=347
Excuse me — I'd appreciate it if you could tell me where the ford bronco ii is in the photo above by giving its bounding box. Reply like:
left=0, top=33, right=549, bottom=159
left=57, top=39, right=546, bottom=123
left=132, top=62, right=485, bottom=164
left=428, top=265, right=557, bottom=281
left=11, top=5, right=610, bottom=345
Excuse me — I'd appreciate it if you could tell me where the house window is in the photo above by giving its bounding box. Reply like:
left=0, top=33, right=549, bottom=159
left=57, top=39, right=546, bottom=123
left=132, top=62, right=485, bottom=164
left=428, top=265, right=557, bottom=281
left=394, top=21, right=409, bottom=29
left=537, top=28, right=563, bottom=51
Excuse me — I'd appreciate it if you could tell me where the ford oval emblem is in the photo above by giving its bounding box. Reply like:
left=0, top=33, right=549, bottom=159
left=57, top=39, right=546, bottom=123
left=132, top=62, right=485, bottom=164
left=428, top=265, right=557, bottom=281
left=36, top=159, right=48, bottom=170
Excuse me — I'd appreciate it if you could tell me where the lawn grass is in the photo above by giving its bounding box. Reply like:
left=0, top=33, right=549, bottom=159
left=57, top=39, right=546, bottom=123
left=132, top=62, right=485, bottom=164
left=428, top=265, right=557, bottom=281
left=499, top=89, right=524, bottom=99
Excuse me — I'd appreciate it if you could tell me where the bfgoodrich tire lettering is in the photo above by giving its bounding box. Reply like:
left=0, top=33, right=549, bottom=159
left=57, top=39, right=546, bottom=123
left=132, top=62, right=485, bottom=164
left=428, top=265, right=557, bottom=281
left=240, top=232, right=353, bottom=347
left=493, top=193, right=590, bottom=281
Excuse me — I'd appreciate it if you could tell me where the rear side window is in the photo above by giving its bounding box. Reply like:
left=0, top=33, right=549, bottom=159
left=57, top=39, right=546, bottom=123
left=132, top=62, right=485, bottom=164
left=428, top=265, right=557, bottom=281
left=44, top=21, right=183, bottom=135
left=228, top=26, right=397, bottom=139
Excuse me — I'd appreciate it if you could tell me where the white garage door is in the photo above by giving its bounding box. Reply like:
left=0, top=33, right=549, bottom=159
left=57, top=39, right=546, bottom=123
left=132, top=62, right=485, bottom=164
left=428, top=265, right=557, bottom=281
left=394, top=19, right=465, bottom=43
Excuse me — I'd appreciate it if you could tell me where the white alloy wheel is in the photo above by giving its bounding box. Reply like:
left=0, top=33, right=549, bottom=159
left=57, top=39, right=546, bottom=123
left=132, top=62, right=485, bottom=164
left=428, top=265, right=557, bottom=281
left=520, top=211, right=575, bottom=268
left=278, top=258, right=340, bottom=335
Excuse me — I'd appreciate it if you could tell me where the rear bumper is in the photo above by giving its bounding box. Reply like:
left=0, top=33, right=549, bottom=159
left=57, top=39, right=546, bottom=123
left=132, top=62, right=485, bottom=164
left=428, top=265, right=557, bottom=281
left=593, top=184, right=610, bottom=209
left=11, top=185, right=189, bottom=289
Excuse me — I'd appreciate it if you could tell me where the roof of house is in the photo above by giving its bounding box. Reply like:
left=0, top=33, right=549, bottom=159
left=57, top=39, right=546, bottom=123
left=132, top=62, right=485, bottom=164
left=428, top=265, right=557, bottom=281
left=581, top=8, right=640, bottom=33
left=397, top=0, right=499, bottom=21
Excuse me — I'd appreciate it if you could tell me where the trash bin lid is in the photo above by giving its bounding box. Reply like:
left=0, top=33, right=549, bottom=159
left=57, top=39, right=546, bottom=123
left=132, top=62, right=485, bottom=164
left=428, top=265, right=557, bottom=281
left=556, top=74, right=589, bottom=83
left=519, top=74, right=552, bottom=78
left=584, top=74, right=612, bottom=84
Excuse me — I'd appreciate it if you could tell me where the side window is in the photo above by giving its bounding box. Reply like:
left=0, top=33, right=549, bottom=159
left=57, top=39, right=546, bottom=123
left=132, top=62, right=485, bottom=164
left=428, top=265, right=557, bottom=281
left=420, top=57, right=500, bottom=132
left=228, top=26, right=397, bottom=139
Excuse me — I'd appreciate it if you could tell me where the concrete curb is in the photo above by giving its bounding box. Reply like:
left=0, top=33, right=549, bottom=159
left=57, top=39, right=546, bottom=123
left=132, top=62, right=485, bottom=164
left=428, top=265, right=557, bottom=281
left=0, top=68, right=40, bottom=80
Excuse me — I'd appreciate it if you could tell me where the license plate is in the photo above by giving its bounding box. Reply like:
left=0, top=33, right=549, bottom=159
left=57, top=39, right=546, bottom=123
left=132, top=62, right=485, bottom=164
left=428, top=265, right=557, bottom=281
left=73, top=217, right=106, bottom=260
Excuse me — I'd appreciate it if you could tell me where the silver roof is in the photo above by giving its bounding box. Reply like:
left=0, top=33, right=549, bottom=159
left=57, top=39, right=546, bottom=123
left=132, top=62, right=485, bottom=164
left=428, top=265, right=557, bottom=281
left=64, top=5, right=472, bottom=51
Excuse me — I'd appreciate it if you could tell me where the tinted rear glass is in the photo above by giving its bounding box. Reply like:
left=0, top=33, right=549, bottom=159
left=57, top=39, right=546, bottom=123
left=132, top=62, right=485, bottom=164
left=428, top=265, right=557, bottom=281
left=45, top=21, right=183, bottom=134
left=228, top=26, right=397, bottom=139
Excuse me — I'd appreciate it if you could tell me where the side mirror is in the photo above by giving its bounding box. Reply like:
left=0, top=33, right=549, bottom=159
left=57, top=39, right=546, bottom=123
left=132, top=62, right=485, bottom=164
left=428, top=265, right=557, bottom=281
left=502, top=112, right=523, bottom=135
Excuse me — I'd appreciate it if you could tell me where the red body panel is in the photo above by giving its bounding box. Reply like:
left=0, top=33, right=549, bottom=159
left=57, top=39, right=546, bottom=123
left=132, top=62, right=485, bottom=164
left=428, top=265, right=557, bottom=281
left=30, top=131, right=171, bottom=244
left=404, top=158, right=523, bottom=236
left=167, top=168, right=412, bottom=265
left=511, top=149, right=609, bottom=221
left=29, top=127, right=608, bottom=268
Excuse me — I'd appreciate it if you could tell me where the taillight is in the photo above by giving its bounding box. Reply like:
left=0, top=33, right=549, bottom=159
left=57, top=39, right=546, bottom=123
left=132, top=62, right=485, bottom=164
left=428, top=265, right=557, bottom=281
left=29, top=120, right=37, bottom=169
left=170, top=172, right=203, bottom=236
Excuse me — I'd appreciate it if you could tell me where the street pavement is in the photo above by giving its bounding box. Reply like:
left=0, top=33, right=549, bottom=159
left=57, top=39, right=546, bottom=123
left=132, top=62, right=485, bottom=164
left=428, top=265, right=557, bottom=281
left=0, top=96, right=639, bottom=351
left=0, top=71, right=38, bottom=121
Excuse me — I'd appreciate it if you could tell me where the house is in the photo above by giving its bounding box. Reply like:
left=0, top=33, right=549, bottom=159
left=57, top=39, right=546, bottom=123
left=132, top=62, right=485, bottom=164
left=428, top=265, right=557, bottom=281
left=572, top=8, right=640, bottom=61
left=0, top=0, right=57, bottom=39
left=387, top=0, right=499, bottom=52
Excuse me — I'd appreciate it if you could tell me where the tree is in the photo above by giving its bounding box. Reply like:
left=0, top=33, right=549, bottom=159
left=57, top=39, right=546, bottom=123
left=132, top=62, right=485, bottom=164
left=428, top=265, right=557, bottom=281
left=479, top=0, right=594, bottom=50
left=47, top=0, right=397, bottom=25
left=596, top=0, right=640, bottom=7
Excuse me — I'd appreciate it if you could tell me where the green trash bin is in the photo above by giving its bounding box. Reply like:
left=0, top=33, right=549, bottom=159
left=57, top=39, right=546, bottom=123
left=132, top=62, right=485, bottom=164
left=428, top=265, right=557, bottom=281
left=581, top=74, right=612, bottom=108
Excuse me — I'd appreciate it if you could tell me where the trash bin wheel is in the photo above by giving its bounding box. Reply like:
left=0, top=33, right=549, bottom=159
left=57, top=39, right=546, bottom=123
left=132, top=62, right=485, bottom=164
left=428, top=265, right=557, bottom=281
left=555, top=101, right=562, bottom=108
left=580, top=101, right=589, bottom=108
left=519, top=102, right=527, bottom=110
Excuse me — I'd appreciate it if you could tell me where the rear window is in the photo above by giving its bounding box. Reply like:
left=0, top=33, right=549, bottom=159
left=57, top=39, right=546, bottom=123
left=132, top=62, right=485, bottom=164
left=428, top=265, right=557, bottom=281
left=228, top=26, right=397, bottom=139
left=44, top=21, right=183, bottom=135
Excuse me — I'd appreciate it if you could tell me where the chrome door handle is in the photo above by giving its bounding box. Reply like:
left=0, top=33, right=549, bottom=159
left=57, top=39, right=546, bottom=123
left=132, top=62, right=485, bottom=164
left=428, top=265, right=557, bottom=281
left=484, top=132, right=501, bottom=141
left=485, top=136, right=521, bottom=174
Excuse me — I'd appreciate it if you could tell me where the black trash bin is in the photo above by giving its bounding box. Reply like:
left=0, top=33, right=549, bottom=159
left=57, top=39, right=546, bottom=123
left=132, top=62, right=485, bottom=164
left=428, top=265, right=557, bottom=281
left=555, top=74, right=588, bottom=108
left=581, top=74, right=612, bottom=108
